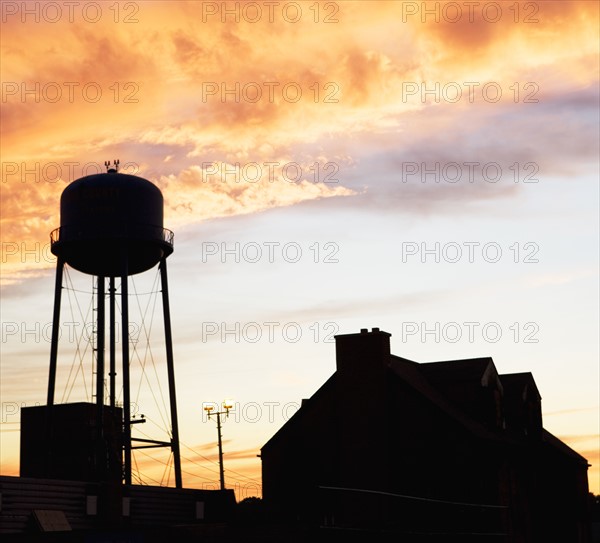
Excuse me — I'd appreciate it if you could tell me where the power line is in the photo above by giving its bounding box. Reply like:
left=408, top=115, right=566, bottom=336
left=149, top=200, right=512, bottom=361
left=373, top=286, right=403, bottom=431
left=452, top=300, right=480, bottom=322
left=180, top=440, right=261, bottom=484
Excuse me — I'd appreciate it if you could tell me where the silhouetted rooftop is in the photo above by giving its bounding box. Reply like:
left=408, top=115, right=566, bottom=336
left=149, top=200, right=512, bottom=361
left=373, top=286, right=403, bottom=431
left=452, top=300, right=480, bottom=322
left=499, top=372, right=541, bottom=400
left=542, top=429, right=590, bottom=465
left=419, top=357, right=495, bottom=383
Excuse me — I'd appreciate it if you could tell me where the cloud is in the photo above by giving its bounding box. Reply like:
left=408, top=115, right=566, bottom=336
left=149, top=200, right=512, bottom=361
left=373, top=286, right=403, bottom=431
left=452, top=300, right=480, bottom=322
left=545, top=406, right=600, bottom=417
left=1, top=0, right=598, bottom=283
left=159, top=163, right=354, bottom=228
left=525, top=268, right=599, bottom=289
left=0, top=160, right=353, bottom=285
left=183, top=446, right=259, bottom=465
left=556, top=434, right=600, bottom=445
left=409, top=0, right=599, bottom=76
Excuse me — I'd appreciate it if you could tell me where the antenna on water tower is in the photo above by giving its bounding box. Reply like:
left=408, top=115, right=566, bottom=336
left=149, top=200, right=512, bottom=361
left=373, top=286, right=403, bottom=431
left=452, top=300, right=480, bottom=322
left=104, top=159, right=120, bottom=172
left=42, top=162, right=182, bottom=487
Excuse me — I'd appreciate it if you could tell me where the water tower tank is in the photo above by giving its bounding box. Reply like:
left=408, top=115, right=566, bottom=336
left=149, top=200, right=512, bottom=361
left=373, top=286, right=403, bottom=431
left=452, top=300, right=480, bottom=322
left=50, top=170, right=173, bottom=276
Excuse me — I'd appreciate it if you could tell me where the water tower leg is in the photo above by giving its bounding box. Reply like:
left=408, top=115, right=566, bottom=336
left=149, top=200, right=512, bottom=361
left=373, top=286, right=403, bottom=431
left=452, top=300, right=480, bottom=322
left=96, top=276, right=106, bottom=480
left=159, top=257, right=182, bottom=488
left=47, top=257, right=64, bottom=406
left=109, top=276, right=116, bottom=412
left=121, top=258, right=132, bottom=485
left=45, top=257, right=64, bottom=475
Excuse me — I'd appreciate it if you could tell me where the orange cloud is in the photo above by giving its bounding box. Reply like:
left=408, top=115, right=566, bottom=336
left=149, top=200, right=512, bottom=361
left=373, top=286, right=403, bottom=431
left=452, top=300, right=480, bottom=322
left=158, top=164, right=354, bottom=228
left=0, top=162, right=352, bottom=285
left=1, top=0, right=597, bottom=285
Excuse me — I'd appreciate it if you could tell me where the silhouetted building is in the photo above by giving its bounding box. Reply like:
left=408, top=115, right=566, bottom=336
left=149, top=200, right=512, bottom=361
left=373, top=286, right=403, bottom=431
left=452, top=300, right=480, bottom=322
left=261, top=328, right=590, bottom=542
left=20, top=403, right=123, bottom=482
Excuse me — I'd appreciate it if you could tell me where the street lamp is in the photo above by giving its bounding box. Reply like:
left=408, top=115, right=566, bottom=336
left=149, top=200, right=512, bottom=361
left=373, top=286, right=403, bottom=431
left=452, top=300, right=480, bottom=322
left=204, top=400, right=233, bottom=490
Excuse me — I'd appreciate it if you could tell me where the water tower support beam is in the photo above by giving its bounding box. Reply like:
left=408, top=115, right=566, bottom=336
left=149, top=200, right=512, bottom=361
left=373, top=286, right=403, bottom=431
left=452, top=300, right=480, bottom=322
left=45, top=256, right=64, bottom=475
left=47, top=257, right=64, bottom=406
left=159, top=257, right=182, bottom=488
left=109, top=277, right=116, bottom=411
left=121, top=255, right=132, bottom=485
left=95, top=276, right=106, bottom=479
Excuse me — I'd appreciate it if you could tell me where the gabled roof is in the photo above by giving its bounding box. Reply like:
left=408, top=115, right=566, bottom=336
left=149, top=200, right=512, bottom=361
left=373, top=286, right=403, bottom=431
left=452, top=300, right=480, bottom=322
left=500, top=372, right=541, bottom=401
left=542, top=429, right=590, bottom=466
left=389, top=355, right=507, bottom=444
left=261, top=373, right=337, bottom=451
left=419, top=357, right=497, bottom=386
left=263, top=356, right=509, bottom=452
left=262, top=351, right=589, bottom=467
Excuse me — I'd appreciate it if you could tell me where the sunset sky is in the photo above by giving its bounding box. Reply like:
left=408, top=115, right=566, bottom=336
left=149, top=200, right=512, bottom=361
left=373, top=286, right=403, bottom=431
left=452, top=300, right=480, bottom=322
left=1, top=0, right=598, bottom=497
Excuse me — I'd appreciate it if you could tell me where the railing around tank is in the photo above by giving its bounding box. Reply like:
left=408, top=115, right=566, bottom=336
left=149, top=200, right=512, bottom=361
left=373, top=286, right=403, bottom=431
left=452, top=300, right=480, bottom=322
left=50, top=225, right=174, bottom=248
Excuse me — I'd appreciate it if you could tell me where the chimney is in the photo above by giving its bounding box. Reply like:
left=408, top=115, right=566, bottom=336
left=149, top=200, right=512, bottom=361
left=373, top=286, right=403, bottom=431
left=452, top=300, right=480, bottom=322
left=335, top=328, right=391, bottom=377
left=334, top=329, right=392, bottom=489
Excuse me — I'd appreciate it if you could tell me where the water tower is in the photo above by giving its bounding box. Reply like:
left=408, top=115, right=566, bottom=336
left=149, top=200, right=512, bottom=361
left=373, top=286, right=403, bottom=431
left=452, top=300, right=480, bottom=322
left=21, top=161, right=182, bottom=487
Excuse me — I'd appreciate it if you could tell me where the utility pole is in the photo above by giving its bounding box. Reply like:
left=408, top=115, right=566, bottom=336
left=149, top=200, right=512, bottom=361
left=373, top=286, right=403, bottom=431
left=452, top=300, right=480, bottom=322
left=204, top=401, right=233, bottom=490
